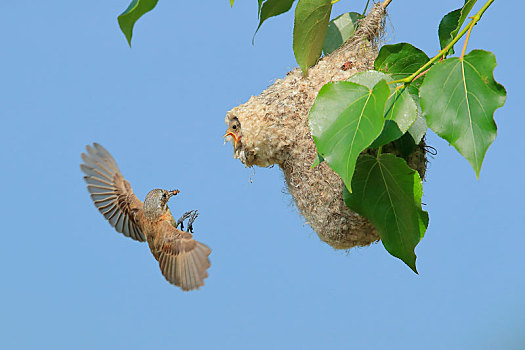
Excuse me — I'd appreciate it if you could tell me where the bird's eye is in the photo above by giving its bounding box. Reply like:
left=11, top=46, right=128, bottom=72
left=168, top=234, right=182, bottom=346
left=232, top=125, right=237, bottom=130
left=162, top=193, right=167, bottom=199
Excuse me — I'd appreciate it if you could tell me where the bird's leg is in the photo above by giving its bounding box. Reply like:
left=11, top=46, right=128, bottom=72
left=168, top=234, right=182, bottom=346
left=187, top=210, right=199, bottom=233
left=176, top=210, right=194, bottom=231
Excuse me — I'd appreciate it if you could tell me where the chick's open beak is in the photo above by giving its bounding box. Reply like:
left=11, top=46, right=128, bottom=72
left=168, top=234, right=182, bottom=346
left=224, top=131, right=240, bottom=148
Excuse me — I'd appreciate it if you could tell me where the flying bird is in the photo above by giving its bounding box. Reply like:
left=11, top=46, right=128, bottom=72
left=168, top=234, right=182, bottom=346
left=80, top=143, right=211, bottom=291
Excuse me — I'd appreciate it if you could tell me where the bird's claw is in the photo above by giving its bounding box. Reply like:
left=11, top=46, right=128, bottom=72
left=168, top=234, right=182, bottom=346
left=176, top=210, right=198, bottom=232
left=187, top=210, right=199, bottom=233
left=176, top=210, right=194, bottom=230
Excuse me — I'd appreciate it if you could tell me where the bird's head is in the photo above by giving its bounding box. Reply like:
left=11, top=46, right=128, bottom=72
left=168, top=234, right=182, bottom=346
left=224, top=116, right=242, bottom=149
left=225, top=101, right=294, bottom=167
left=143, top=188, right=179, bottom=220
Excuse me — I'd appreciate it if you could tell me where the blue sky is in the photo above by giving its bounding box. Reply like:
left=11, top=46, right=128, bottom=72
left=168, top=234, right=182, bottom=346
left=1, top=1, right=523, bottom=349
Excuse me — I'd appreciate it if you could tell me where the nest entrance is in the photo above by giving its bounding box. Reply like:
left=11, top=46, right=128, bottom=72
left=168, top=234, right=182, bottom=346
left=225, top=3, right=427, bottom=249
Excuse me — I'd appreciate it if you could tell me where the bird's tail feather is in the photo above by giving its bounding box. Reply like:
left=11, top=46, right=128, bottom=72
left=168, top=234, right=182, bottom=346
left=158, top=241, right=211, bottom=291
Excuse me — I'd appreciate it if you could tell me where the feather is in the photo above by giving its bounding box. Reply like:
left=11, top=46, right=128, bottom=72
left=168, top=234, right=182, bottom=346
left=81, top=143, right=145, bottom=242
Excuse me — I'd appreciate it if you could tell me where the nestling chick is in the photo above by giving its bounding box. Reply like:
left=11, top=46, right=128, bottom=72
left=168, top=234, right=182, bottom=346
left=81, top=143, right=211, bottom=291
left=224, top=117, right=242, bottom=149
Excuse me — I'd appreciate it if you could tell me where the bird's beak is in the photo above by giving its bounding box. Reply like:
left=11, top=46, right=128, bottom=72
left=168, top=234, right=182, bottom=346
left=169, top=189, right=180, bottom=197
left=224, top=131, right=239, bottom=148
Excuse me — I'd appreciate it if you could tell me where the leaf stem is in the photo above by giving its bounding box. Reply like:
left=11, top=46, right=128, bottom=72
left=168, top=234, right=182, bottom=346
left=391, top=0, right=494, bottom=85
left=460, top=19, right=475, bottom=59
left=362, top=0, right=371, bottom=16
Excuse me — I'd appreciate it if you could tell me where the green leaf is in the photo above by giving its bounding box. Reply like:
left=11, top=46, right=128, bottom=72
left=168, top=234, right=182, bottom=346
left=311, top=153, right=325, bottom=168
left=257, top=0, right=264, bottom=17
left=438, top=9, right=461, bottom=55
left=118, top=0, right=158, bottom=46
left=406, top=90, right=427, bottom=144
left=348, top=71, right=418, bottom=148
left=309, top=79, right=389, bottom=192
left=375, top=43, right=430, bottom=81
left=407, top=113, right=427, bottom=145
left=438, top=0, right=476, bottom=55
left=374, top=43, right=430, bottom=95
left=343, top=154, right=428, bottom=273
left=346, top=70, right=387, bottom=89
left=230, top=0, right=235, bottom=7
left=322, top=12, right=362, bottom=55
left=393, top=132, right=418, bottom=158
left=373, top=44, right=429, bottom=145
left=376, top=85, right=418, bottom=147
left=254, top=0, right=295, bottom=39
left=419, top=50, right=506, bottom=177
left=293, top=0, right=332, bottom=74
left=455, top=0, right=476, bottom=35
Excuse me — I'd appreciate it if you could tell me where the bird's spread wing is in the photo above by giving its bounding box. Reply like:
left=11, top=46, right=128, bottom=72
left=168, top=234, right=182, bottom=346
left=154, top=222, right=211, bottom=291
left=81, top=143, right=146, bottom=242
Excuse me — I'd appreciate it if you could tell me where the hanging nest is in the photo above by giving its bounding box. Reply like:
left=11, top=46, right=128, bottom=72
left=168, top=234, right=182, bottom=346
left=224, top=3, right=427, bottom=250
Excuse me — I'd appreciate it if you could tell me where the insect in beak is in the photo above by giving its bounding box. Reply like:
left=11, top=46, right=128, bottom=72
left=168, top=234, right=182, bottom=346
left=169, top=189, right=180, bottom=197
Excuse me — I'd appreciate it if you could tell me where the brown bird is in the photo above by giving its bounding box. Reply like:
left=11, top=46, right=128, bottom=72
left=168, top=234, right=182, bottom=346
left=80, top=143, right=211, bottom=291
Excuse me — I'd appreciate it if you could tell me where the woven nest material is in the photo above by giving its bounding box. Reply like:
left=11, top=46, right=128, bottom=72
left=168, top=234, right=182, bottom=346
left=225, top=3, right=427, bottom=249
